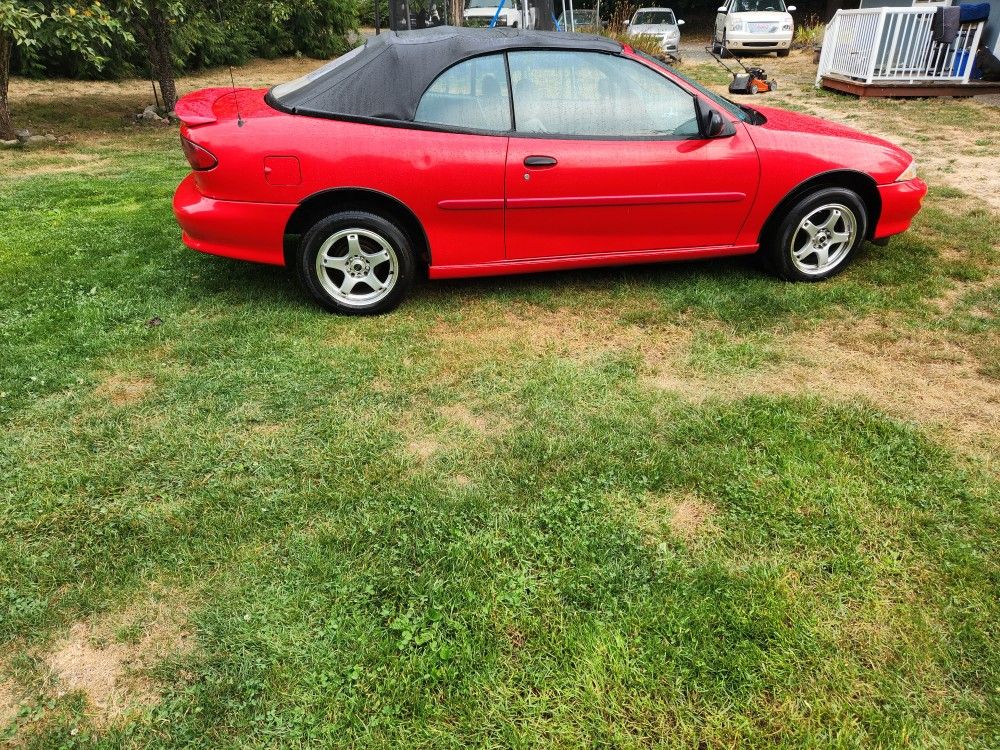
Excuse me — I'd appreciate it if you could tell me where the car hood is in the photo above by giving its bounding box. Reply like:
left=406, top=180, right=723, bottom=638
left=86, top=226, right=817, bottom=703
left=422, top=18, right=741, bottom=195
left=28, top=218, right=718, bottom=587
left=747, top=105, right=913, bottom=183
left=729, top=11, right=790, bottom=25
left=754, top=106, right=895, bottom=146
left=630, top=24, right=679, bottom=34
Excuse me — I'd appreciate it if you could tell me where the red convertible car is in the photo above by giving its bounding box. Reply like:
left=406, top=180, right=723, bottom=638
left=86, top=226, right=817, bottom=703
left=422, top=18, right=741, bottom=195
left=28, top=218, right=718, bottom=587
left=173, top=27, right=926, bottom=314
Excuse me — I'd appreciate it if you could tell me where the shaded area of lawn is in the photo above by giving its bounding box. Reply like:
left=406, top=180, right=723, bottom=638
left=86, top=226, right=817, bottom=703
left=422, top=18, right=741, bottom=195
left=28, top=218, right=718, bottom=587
left=1, top=80, right=998, bottom=748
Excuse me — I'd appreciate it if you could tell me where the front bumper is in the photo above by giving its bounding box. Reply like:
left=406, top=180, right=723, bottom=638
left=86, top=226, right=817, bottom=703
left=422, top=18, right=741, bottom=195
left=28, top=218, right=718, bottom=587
left=628, top=32, right=679, bottom=52
left=725, top=31, right=791, bottom=49
left=173, top=173, right=294, bottom=266
left=874, top=178, right=927, bottom=239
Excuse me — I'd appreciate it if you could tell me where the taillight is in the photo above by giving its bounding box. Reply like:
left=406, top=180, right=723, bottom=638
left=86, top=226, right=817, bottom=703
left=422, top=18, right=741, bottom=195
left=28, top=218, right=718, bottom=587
left=181, top=135, right=218, bottom=171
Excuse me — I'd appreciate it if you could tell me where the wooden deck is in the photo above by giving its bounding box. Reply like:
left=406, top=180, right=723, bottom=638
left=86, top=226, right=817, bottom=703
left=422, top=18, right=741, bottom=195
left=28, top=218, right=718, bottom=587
left=821, top=74, right=1000, bottom=98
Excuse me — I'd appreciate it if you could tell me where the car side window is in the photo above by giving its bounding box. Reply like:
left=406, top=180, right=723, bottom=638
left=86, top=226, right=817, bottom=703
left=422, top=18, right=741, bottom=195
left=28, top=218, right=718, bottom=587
left=415, top=54, right=511, bottom=132
left=508, top=51, right=699, bottom=138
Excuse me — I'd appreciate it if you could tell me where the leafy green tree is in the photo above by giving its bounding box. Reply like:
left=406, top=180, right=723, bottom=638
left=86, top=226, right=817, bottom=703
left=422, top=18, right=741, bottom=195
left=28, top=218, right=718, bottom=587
left=111, top=0, right=183, bottom=112
left=0, top=1, right=127, bottom=139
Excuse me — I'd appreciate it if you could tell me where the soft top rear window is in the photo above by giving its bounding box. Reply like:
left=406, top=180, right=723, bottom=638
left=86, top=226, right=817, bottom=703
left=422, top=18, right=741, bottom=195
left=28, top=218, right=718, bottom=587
left=270, top=44, right=366, bottom=102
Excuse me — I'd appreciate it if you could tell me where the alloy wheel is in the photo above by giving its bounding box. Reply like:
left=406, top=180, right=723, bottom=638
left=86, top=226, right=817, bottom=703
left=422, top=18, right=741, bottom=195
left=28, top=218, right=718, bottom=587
left=789, top=203, right=857, bottom=276
left=315, top=228, right=399, bottom=308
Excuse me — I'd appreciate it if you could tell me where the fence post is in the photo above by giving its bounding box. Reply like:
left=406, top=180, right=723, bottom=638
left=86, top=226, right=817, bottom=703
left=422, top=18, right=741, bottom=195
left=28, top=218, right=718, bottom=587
left=962, top=21, right=985, bottom=83
left=816, top=12, right=839, bottom=87
left=863, top=7, right=887, bottom=84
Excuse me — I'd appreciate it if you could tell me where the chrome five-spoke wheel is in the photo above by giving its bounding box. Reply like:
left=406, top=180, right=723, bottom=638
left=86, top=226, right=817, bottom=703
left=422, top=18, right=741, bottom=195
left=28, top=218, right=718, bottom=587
left=298, top=210, right=416, bottom=315
left=766, top=187, right=867, bottom=282
left=316, top=228, right=399, bottom=308
left=790, top=203, right=857, bottom=276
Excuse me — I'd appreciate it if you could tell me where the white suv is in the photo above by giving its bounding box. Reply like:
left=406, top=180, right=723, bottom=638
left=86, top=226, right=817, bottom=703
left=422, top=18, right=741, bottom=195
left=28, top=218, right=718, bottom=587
left=464, top=0, right=535, bottom=28
left=714, top=0, right=796, bottom=57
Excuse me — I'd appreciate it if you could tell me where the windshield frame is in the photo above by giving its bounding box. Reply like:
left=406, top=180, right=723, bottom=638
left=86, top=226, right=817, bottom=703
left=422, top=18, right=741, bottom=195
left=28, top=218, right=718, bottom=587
left=633, top=51, right=763, bottom=125
left=732, top=0, right=787, bottom=12
left=632, top=10, right=676, bottom=25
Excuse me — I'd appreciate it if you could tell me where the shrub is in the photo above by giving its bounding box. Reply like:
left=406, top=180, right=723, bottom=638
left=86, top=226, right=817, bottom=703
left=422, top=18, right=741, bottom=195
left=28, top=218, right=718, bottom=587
left=10, top=0, right=361, bottom=79
left=793, top=17, right=825, bottom=49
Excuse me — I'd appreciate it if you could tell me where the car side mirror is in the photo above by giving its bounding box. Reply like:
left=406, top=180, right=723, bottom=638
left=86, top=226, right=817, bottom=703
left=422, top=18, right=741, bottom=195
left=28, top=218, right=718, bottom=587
left=677, top=19, right=685, bottom=24
left=695, top=99, right=734, bottom=138
left=717, top=6, right=727, bottom=12
left=623, top=19, right=629, bottom=25
left=787, top=5, right=796, bottom=10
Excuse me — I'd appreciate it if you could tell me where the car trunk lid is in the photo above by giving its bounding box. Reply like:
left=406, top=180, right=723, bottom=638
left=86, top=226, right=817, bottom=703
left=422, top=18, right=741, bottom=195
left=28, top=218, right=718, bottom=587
left=175, top=87, right=256, bottom=126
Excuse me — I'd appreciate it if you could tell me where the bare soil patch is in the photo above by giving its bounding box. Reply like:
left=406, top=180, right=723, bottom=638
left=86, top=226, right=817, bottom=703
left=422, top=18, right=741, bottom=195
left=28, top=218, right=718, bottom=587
left=43, top=587, right=194, bottom=727
left=95, top=375, right=154, bottom=406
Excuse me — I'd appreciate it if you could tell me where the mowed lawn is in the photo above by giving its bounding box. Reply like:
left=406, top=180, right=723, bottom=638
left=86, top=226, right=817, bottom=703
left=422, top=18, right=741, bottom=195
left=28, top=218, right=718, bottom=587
left=1, top=54, right=998, bottom=748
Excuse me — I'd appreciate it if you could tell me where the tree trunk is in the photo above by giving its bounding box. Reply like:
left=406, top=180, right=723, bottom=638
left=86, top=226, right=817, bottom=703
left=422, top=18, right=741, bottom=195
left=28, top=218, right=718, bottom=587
left=138, top=4, right=177, bottom=112
left=449, top=0, right=463, bottom=26
left=0, top=34, right=13, bottom=141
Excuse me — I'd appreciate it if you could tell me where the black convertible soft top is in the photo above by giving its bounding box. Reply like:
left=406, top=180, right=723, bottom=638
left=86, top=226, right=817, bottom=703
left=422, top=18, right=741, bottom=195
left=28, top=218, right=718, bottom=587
left=267, top=27, right=623, bottom=122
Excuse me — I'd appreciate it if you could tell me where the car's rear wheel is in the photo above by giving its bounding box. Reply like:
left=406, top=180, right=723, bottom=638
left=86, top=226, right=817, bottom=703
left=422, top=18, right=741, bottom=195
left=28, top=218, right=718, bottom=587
left=296, top=210, right=416, bottom=315
left=764, top=187, right=867, bottom=281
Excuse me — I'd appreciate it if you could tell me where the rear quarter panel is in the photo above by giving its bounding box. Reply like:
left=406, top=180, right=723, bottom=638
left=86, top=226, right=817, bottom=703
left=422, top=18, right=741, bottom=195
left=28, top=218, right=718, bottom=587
left=186, top=90, right=508, bottom=267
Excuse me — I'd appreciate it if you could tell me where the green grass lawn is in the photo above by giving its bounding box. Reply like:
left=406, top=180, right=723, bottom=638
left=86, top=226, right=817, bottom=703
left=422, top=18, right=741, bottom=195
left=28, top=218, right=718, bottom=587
left=1, top=63, right=998, bottom=748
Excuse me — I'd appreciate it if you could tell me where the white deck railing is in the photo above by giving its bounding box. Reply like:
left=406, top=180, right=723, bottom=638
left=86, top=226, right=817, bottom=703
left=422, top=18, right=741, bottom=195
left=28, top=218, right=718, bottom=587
left=817, top=7, right=985, bottom=86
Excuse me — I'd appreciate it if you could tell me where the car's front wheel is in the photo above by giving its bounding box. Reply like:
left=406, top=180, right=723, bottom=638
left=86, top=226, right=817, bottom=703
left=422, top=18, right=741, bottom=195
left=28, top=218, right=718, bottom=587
left=764, top=187, right=868, bottom=281
left=296, top=210, right=416, bottom=315
left=777, top=48, right=790, bottom=57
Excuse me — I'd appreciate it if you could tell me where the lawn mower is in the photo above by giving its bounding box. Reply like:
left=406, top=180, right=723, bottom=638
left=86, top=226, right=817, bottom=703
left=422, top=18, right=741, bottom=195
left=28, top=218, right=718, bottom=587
left=705, top=46, right=776, bottom=95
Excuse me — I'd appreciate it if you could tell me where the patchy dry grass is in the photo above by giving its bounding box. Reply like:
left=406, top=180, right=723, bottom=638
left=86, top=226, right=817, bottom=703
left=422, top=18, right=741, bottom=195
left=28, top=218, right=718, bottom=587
left=1, top=55, right=998, bottom=749
left=95, top=374, right=156, bottom=407
left=634, top=491, right=718, bottom=545
left=4, top=586, right=195, bottom=737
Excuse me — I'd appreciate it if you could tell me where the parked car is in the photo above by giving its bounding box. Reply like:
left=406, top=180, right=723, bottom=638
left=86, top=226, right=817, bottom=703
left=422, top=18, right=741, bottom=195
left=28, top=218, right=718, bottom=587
left=714, top=0, right=795, bottom=57
left=173, top=28, right=926, bottom=315
left=557, top=9, right=599, bottom=31
left=626, top=7, right=684, bottom=56
left=463, top=0, right=534, bottom=28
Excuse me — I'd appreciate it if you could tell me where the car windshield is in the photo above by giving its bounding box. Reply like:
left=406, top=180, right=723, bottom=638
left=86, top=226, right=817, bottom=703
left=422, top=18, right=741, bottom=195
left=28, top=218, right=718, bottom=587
left=466, top=0, right=504, bottom=7
left=732, top=0, right=786, bottom=12
left=633, top=10, right=675, bottom=25
left=560, top=11, right=596, bottom=23
left=635, top=51, right=757, bottom=123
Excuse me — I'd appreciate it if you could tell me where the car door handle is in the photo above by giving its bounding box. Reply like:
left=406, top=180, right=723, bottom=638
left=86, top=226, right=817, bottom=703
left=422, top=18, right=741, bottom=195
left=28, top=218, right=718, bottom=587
left=523, top=155, right=557, bottom=168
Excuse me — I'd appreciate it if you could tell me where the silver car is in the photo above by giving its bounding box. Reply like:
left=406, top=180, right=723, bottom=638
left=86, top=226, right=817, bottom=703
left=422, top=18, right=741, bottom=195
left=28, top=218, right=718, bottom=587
left=626, top=7, right=685, bottom=55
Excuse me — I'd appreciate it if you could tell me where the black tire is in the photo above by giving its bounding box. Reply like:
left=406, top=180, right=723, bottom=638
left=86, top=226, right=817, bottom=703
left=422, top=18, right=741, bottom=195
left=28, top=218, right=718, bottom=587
left=762, top=187, right=868, bottom=282
left=777, top=48, right=790, bottom=57
left=296, top=210, right=416, bottom=315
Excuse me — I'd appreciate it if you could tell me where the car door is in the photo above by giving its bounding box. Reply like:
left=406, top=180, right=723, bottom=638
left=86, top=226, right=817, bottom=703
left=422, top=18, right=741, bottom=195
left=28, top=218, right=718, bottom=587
left=504, top=50, right=758, bottom=260
left=411, top=53, right=511, bottom=268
